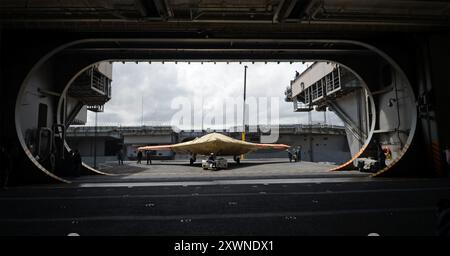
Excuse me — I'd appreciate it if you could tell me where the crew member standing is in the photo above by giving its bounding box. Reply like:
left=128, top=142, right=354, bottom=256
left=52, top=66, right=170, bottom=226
left=146, top=150, right=152, bottom=165
left=117, top=149, right=124, bottom=165
left=377, top=141, right=386, bottom=170
left=296, top=146, right=302, bottom=162
left=137, top=150, right=143, bottom=164
left=287, top=150, right=293, bottom=162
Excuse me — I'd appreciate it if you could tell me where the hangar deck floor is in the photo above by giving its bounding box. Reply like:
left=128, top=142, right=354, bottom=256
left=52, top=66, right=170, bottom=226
left=75, top=158, right=368, bottom=183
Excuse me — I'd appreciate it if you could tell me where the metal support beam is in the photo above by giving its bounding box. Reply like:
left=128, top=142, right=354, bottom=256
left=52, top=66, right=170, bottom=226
left=327, top=100, right=366, bottom=144
left=162, top=0, right=174, bottom=18
left=273, top=0, right=298, bottom=23
left=37, top=88, right=61, bottom=97
left=153, top=0, right=173, bottom=19
left=65, top=101, right=84, bottom=129
left=273, top=0, right=286, bottom=23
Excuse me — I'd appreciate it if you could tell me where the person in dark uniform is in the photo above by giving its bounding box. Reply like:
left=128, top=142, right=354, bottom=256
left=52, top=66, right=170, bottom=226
left=72, top=149, right=82, bottom=177
left=296, top=146, right=302, bottom=162
left=117, top=149, right=124, bottom=165
left=146, top=150, right=152, bottom=165
left=377, top=142, right=386, bottom=169
left=293, top=148, right=299, bottom=162
left=287, top=150, right=293, bottom=162
left=137, top=150, right=143, bottom=164
left=190, top=153, right=197, bottom=165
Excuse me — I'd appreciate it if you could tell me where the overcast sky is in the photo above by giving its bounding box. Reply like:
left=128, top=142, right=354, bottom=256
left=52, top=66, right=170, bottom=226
left=85, top=62, right=342, bottom=129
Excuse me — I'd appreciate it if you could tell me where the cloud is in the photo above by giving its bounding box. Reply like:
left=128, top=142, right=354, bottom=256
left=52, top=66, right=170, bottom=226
left=86, top=62, right=343, bottom=127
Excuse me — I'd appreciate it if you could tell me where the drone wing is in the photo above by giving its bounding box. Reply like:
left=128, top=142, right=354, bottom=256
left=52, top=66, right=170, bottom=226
left=138, top=133, right=290, bottom=155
